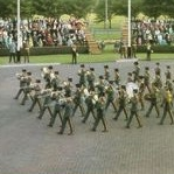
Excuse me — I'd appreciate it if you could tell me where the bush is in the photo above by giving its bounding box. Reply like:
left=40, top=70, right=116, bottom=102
left=0, top=46, right=89, bottom=56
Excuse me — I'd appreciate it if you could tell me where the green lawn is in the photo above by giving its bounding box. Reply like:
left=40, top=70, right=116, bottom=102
left=1, top=52, right=174, bottom=65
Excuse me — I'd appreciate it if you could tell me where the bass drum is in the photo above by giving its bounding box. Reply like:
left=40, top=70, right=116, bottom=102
left=126, top=82, right=139, bottom=98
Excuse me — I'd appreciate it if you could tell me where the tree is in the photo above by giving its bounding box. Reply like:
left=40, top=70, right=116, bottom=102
left=141, top=0, right=174, bottom=19
left=94, top=0, right=115, bottom=28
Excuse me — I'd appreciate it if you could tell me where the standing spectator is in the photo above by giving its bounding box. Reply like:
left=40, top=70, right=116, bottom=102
left=146, top=41, right=152, bottom=61
left=22, top=40, right=30, bottom=63
left=71, top=44, right=78, bottom=64
left=8, top=39, right=16, bottom=63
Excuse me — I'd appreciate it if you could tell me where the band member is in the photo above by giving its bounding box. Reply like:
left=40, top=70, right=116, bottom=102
left=91, top=94, right=108, bottom=132
left=126, top=89, right=142, bottom=128
left=113, top=85, right=128, bottom=121
left=159, top=86, right=174, bottom=125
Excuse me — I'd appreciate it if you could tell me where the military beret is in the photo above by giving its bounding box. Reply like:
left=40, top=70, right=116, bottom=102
left=80, top=64, right=85, bottom=68
left=167, top=65, right=170, bottom=69
left=27, top=71, right=32, bottom=75
left=90, top=67, right=94, bottom=71
left=145, top=67, right=149, bottom=70
left=22, top=69, right=27, bottom=72
left=75, top=83, right=81, bottom=88
left=36, top=79, right=41, bottom=83
left=57, top=86, right=63, bottom=91
left=109, top=80, right=113, bottom=84
left=68, top=77, right=73, bottom=82
left=133, top=89, right=138, bottom=93
left=48, top=65, right=53, bottom=69
left=134, top=61, right=139, bottom=65
left=114, top=68, right=119, bottom=71
left=156, top=62, right=160, bottom=65
left=128, top=72, right=132, bottom=76
left=99, top=75, right=104, bottom=79
left=139, top=75, right=144, bottom=79
left=54, top=71, right=59, bottom=74
left=104, top=65, right=109, bottom=68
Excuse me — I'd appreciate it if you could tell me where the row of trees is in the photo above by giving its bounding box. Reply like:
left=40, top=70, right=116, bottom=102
left=1, top=0, right=174, bottom=23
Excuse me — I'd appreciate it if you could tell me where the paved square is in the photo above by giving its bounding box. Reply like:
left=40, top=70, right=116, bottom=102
left=0, top=60, right=174, bottom=174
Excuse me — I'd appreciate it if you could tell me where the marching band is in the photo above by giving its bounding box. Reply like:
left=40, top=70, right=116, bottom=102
left=13, top=61, right=174, bottom=134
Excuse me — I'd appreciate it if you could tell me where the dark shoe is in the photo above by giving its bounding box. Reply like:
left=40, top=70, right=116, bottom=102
left=170, top=122, right=174, bottom=125
left=28, top=109, right=32, bottom=112
left=37, top=116, right=42, bottom=120
left=125, top=125, right=130, bottom=129
left=82, top=120, right=86, bottom=124
left=47, top=124, right=53, bottom=127
left=20, top=103, right=25, bottom=105
left=137, top=125, right=142, bottom=128
left=13, top=97, right=18, bottom=100
left=57, top=131, right=63, bottom=135
left=102, top=129, right=108, bottom=132
left=158, top=122, right=163, bottom=125
left=91, top=128, right=96, bottom=132
left=113, top=117, right=117, bottom=121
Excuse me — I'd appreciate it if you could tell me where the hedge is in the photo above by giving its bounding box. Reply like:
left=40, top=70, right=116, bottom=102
left=0, top=46, right=89, bottom=56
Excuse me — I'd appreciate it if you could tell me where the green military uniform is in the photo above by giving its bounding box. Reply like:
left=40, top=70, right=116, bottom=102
left=50, top=71, right=62, bottom=91
left=159, top=87, right=174, bottom=125
left=114, top=68, right=120, bottom=86
left=37, top=89, right=53, bottom=120
left=20, top=71, right=33, bottom=105
left=64, top=78, right=73, bottom=97
left=82, top=92, right=96, bottom=123
left=113, top=85, right=128, bottom=121
left=133, top=61, right=140, bottom=83
left=86, top=67, right=96, bottom=91
left=144, top=67, right=151, bottom=92
left=78, top=64, right=86, bottom=87
left=14, top=69, right=28, bottom=100
left=126, top=89, right=142, bottom=128
left=96, top=76, right=105, bottom=97
left=28, top=79, right=42, bottom=112
left=43, top=65, right=53, bottom=89
left=145, top=85, right=160, bottom=118
left=105, top=81, right=117, bottom=112
left=138, top=76, right=146, bottom=110
left=58, top=98, right=74, bottom=135
left=72, top=84, right=85, bottom=117
left=48, top=89, right=63, bottom=127
left=104, top=65, right=110, bottom=81
left=91, top=95, right=107, bottom=132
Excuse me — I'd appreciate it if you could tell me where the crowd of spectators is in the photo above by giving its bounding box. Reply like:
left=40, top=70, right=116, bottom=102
left=0, top=15, right=86, bottom=49
left=132, top=19, right=174, bottom=46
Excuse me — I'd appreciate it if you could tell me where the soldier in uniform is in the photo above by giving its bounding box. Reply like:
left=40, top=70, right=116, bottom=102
left=86, top=67, right=96, bottom=91
left=159, top=86, right=174, bottom=125
left=113, top=85, right=128, bottom=121
left=154, top=62, right=161, bottom=76
left=42, top=65, right=54, bottom=89
left=64, top=77, right=73, bottom=97
left=127, top=72, right=133, bottom=83
left=14, top=69, right=28, bottom=100
left=114, top=68, right=120, bottom=86
left=145, top=83, right=160, bottom=118
left=96, top=75, right=106, bottom=97
left=28, top=79, right=42, bottom=112
left=72, top=84, right=85, bottom=117
left=20, top=71, right=34, bottom=105
left=104, top=65, right=110, bottom=82
left=47, top=87, right=64, bottom=127
left=105, top=80, right=117, bottom=112
left=91, top=94, right=108, bottom=132
left=133, top=61, right=140, bottom=83
left=165, top=65, right=172, bottom=82
left=50, top=71, right=62, bottom=91
left=58, top=97, right=74, bottom=135
left=82, top=90, right=96, bottom=123
left=144, top=67, right=151, bottom=92
left=37, top=88, right=53, bottom=120
left=126, top=89, right=142, bottom=128
left=138, top=76, right=146, bottom=110
left=78, top=64, right=86, bottom=87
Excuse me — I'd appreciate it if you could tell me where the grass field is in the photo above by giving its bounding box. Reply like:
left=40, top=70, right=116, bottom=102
left=1, top=51, right=174, bottom=65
